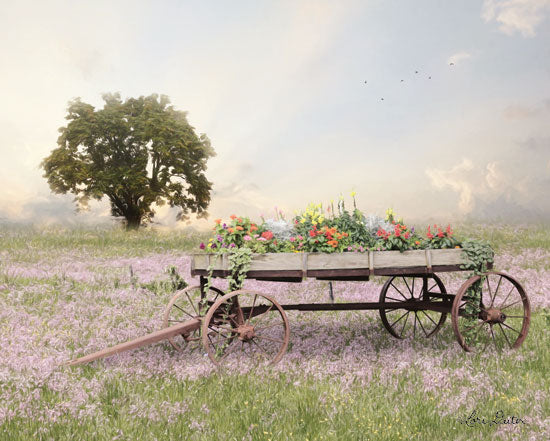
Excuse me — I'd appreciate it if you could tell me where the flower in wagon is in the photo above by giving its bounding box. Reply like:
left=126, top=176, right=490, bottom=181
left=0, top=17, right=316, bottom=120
left=244, top=235, right=252, bottom=241
left=230, top=214, right=237, bottom=220
left=199, top=242, right=206, bottom=249
left=236, top=226, right=244, bottom=231
left=215, top=218, right=222, bottom=225
left=261, top=231, right=274, bottom=240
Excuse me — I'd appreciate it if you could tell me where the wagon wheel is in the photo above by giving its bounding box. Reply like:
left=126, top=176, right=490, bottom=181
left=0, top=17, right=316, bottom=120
left=201, top=290, right=290, bottom=367
left=163, top=285, right=226, bottom=352
left=451, top=271, right=530, bottom=352
left=379, top=274, right=448, bottom=339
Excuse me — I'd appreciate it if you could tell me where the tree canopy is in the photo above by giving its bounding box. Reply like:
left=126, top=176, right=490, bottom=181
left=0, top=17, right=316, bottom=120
left=41, top=93, right=215, bottom=229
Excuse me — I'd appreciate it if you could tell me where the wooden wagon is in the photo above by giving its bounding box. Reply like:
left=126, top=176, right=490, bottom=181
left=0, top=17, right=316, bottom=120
left=66, top=249, right=531, bottom=367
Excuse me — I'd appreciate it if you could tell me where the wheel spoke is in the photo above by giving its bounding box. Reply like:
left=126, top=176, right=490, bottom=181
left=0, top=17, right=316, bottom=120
left=497, top=323, right=513, bottom=348
left=251, top=338, right=269, bottom=355
left=500, top=322, right=521, bottom=336
left=402, top=277, right=413, bottom=296
left=462, top=320, right=485, bottom=333
left=498, top=286, right=516, bottom=310
left=389, top=310, right=409, bottom=329
left=501, top=299, right=522, bottom=311
left=485, top=276, right=493, bottom=308
left=412, top=312, right=417, bottom=337
left=247, top=294, right=258, bottom=325
left=490, top=276, right=503, bottom=308
left=185, top=292, right=199, bottom=316
left=385, top=296, right=405, bottom=302
left=250, top=303, right=275, bottom=327
left=173, top=304, right=195, bottom=319
left=420, top=310, right=438, bottom=327
left=417, top=313, right=429, bottom=337
left=399, top=312, right=411, bottom=337
left=390, top=281, right=409, bottom=300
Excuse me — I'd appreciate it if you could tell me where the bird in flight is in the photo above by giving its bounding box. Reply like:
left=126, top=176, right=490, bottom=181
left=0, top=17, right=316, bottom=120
left=449, top=62, right=454, bottom=66
left=400, top=79, right=404, bottom=82
left=364, top=80, right=367, bottom=84
left=381, top=98, right=384, bottom=101
left=415, top=70, right=419, bottom=74
left=428, top=76, right=432, bottom=79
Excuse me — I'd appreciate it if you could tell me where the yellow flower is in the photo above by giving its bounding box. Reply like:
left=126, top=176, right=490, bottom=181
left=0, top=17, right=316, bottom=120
left=350, top=190, right=356, bottom=197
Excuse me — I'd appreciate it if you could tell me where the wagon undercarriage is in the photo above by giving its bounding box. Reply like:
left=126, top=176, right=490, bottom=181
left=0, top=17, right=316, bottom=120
left=65, top=250, right=530, bottom=367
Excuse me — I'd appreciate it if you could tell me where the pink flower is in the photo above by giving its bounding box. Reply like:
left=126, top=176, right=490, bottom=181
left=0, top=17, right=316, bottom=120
left=257, top=237, right=267, bottom=241
left=243, top=235, right=252, bottom=241
left=289, top=237, right=296, bottom=242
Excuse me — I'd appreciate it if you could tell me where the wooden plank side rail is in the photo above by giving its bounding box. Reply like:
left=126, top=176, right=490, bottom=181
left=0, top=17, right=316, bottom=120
left=64, top=319, right=200, bottom=367
left=191, top=249, right=470, bottom=280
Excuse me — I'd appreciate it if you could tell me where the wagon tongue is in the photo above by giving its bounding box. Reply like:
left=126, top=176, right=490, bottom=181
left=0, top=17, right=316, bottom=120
left=63, top=318, right=201, bottom=367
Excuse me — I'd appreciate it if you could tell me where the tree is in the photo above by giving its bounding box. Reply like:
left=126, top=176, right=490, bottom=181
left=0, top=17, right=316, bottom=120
left=41, top=93, right=215, bottom=229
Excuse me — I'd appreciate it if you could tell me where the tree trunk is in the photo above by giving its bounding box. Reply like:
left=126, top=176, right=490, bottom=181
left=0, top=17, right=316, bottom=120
left=126, top=214, right=142, bottom=230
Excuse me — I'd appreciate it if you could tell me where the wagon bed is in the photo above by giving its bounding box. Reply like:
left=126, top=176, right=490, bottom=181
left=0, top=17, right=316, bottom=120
left=191, top=249, right=485, bottom=281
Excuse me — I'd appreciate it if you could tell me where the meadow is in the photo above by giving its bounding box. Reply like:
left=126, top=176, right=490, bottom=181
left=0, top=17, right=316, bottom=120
left=0, top=223, right=549, bottom=441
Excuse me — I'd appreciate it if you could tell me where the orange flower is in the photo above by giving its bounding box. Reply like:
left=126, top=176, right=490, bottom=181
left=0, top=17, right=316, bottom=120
left=214, top=219, right=222, bottom=225
left=327, top=240, right=338, bottom=247
left=238, top=218, right=243, bottom=223
left=415, top=240, right=421, bottom=245
left=230, top=214, right=237, bottom=220
left=250, top=225, right=258, bottom=232
left=236, top=226, right=244, bottom=231
left=228, top=227, right=234, bottom=233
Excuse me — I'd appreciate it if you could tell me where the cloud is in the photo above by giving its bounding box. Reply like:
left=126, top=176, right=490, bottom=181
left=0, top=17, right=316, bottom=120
left=425, top=159, right=476, bottom=213
left=482, top=0, right=550, bottom=37
left=426, top=150, right=550, bottom=219
left=447, top=51, right=472, bottom=65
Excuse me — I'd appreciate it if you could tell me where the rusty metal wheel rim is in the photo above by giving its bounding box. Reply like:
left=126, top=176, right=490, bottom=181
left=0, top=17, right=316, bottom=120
left=201, top=290, right=290, bottom=367
left=162, top=285, right=225, bottom=352
left=451, top=271, right=530, bottom=352
left=379, top=274, right=447, bottom=339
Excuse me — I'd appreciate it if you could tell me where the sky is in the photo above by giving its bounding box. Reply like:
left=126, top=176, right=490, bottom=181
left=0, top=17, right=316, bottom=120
left=1, top=0, right=550, bottom=229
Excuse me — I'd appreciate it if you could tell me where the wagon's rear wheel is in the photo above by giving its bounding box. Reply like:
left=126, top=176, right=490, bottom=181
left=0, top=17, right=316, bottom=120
left=379, top=274, right=448, bottom=339
left=451, top=272, right=530, bottom=352
left=163, top=285, right=225, bottom=351
left=201, top=290, right=290, bottom=367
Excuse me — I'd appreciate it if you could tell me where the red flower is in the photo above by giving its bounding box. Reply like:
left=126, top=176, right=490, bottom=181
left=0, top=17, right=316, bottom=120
left=404, top=232, right=410, bottom=239
left=230, top=214, right=237, bottom=220
left=309, top=229, right=316, bottom=237
left=261, top=231, right=274, bottom=240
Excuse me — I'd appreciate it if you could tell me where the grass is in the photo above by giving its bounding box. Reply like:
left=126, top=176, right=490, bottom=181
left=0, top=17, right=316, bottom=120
left=0, top=223, right=548, bottom=440
left=2, top=311, right=548, bottom=441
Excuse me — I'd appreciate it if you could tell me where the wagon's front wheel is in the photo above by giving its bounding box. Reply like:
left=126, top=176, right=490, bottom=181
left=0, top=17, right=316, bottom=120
left=201, top=290, right=290, bottom=367
left=379, top=274, right=448, bottom=339
left=163, top=285, right=225, bottom=351
left=451, top=272, right=530, bottom=352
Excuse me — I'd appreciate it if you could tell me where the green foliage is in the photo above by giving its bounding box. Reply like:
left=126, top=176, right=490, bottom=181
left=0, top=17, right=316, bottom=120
left=41, top=93, right=215, bottom=229
left=140, top=265, right=188, bottom=295
left=333, top=208, right=374, bottom=248
left=227, top=248, right=252, bottom=291
left=460, top=239, right=495, bottom=275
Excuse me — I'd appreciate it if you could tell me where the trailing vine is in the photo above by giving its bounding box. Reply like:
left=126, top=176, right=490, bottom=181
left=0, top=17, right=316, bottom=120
left=227, top=247, right=253, bottom=291
left=459, top=239, right=495, bottom=344
left=203, top=247, right=252, bottom=296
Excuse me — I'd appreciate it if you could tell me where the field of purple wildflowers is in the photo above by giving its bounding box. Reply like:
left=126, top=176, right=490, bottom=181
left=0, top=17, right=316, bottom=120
left=0, top=224, right=549, bottom=440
